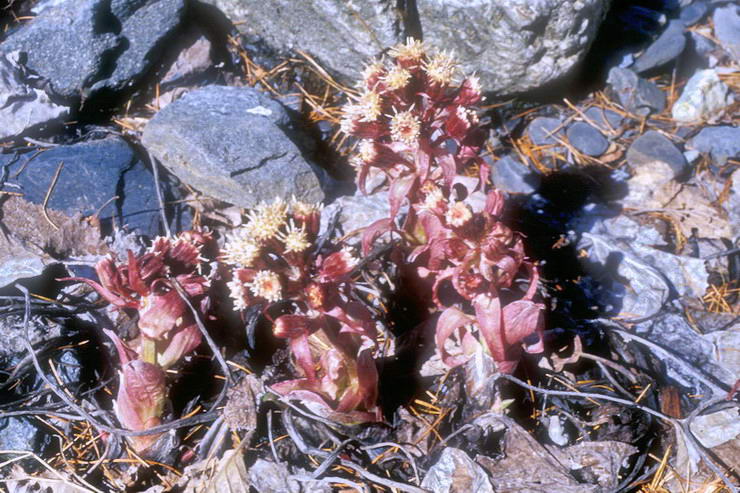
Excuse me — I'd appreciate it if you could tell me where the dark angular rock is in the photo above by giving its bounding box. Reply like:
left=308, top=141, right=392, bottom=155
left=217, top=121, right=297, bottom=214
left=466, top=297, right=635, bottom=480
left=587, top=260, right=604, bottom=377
left=141, top=85, right=326, bottom=209
left=0, top=51, right=70, bottom=141
left=687, top=126, right=740, bottom=165
left=490, top=154, right=540, bottom=195
left=90, top=0, right=186, bottom=94
left=679, top=1, right=708, bottom=26
left=626, top=130, right=688, bottom=178
left=3, top=136, right=175, bottom=236
left=607, top=67, right=666, bottom=116
left=2, top=0, right=187, bottom=104
left=0, top=0, right=119, bottom=100
left=631, top=20, right=687, bottom=73
left=713, top=4, right=740, bottom=60
left=583, top=106, right=625, bottom=135
left=567, top=122, right=609, bottom=156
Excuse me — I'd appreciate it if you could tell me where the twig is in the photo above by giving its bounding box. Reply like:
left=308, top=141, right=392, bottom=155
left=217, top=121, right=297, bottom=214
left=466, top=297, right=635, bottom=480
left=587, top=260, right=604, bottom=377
left=311, top=438, right=353, bottom=479
left=338, top=459, right=430, bottom=493
left=147, top=151, right=171, bottom=238
left=703, top=246, right=740, bottom=260
left=599, top=320, right=729, bottom=396
left=42, top=161, right=63, bottom=231
left=267, top=409, right=280, bottom=464
left=496, top=374, right=740, bottom=493
left=171, top=277, right=231, bottom=411
left=361, top=442, right=421, bottom=485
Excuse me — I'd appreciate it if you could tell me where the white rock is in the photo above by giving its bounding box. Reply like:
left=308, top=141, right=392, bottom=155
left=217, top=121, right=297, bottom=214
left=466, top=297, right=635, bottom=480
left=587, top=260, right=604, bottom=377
left=671, top=69, right=732, bottom=123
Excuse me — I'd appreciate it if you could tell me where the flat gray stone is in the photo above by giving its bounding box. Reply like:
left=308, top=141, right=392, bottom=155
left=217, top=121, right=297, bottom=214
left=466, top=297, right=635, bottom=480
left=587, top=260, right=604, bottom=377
left=607, top=67, right=666, bottom=116
left=142, top=85, right=325, bottom=208
left=418, top=0, right=611, bottom=95
left=713, top=4, right=740, bottom=60
left=626, top=130, right=688, bottom=178
left=490, top=154, right=540, bottom=194
left=567, top=122, right=609, bottom=156
left=3, top=136, right=174, bottom=236
left=679, top=1, right=708, bottom=27
left=687, top=126, right=740, bottom=165
left=631, top=20, right=687, bottom=73
left=671, top=69, right=732, bottom=124
left=583, top=106, right=625, bottom=135
left=200, top=0, right=403, bottom=82
left=527, top=116, right=565, bottom=147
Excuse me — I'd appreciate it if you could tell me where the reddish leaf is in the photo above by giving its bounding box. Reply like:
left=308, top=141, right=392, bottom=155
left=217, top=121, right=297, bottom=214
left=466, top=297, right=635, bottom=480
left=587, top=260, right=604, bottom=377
left=502, top=300, right=545, bottom=354
left=435, top=306, right=474, bottom=367
left=389, top=173, right=417, bottom=220
left=472, top=293, right=508, bottom=368
left=158, top=323, right=202, bottom=369
left=361, top=218, right=393, bottom=256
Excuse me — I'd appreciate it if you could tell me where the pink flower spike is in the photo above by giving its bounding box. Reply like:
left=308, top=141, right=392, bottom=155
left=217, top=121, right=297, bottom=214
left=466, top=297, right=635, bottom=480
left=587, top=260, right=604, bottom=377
left=137, top=285, right=186, bottom=341
left=115, top=360, right=166, bottom=453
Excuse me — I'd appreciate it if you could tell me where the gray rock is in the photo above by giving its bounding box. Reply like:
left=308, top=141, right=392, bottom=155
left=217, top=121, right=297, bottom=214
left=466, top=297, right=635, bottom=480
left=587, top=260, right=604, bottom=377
left=631, top=20, right=687, bottom=73
left=490, top=154, right=540, bottom=194
left=2, top=0, right=186, bottom=102
left=0, top=51, right=70, bottom=141
left=687, top=126, right=740, bottom=165
left=142, top=85, right=325, bottom=209
left=320, top=191, right=391, bottom=244
left=607, top=67, right=666, bottom=116
left=418, top=0, right=610, bottom=95
left=671, top=69, right=732, bottom=123
left=567, top=122, right=609, bottom=156
left=679, top=1, right=708, bottom=26
left=527, top=116, right=565, bottom=147
left=0, top=417, right=41, bottom=452
left=0, top=0, right=119, bottom=100
left=627, top=130, right=688, bottom=178
left=583, top=106, right=625, bottom=135
left=3, top=136, right=175, bottom=236
left=713, top=4, right=740, bottom=60
left=201, top=0, right=403, bottom=82
left=690, top=30, right=717, bottom=59
left=160, top=28, right=215, bottom=90
left=421, top=448, right=494, bottom=493
left=90, top=0, right=186, bottom=93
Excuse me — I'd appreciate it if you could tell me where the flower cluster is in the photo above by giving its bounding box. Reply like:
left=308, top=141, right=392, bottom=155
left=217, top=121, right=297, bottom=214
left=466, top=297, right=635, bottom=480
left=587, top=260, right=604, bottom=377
left=342, top=39, right=545, bottom=374
left=222, top=198, right=381, bottom=423
left=66, top=231, right=212, bottom=452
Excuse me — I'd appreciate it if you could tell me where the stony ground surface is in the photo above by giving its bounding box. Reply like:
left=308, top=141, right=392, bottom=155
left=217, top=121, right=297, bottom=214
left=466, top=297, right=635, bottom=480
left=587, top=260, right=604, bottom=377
left=0, top=1, right=738, bottom=492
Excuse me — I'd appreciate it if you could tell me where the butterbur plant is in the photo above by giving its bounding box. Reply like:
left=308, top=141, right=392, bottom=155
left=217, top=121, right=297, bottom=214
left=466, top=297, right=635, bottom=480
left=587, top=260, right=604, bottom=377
left=342, top=38, right=545, bottom=374
left=65, top=231, right=212, bottom=453
left=222, top=198, right=381, bottom=423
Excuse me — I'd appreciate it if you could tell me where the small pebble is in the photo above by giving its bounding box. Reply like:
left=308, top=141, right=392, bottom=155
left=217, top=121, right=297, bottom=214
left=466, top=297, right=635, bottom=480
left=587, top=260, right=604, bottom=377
left=627, top=130, right=688, bottom=179
left=567, top=121, right=609, bottom=156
